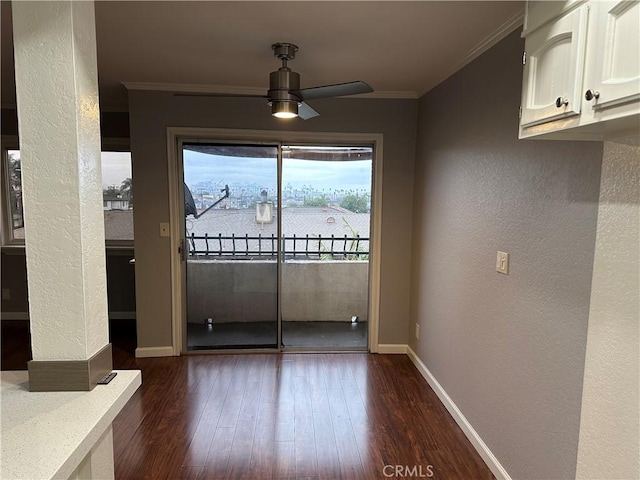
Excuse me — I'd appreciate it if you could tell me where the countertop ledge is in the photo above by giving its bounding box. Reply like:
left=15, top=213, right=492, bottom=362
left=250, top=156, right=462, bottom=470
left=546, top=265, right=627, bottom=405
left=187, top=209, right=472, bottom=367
left=1, top=369, right=142, bottom=480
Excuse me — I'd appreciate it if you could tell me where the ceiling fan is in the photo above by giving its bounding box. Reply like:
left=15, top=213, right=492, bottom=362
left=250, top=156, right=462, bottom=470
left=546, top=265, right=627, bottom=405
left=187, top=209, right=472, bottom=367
left=175, top=42, right=373, bottom=119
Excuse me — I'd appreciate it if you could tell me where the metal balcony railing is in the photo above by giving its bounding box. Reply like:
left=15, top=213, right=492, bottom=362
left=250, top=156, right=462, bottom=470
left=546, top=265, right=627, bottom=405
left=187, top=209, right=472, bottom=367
left=187, top=233, right=369, bottom=260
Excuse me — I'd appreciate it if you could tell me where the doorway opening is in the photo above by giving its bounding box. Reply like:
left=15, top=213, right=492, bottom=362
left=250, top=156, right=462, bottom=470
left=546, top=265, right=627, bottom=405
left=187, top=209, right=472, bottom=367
left=180, top=141, right=373, bottom=352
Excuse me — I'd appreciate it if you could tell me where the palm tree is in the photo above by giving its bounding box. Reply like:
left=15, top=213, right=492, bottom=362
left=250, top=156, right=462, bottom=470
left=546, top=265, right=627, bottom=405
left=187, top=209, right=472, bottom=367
left=120, top=177, right=133, bottom=207
left=8, top=153, right=23, bottom=228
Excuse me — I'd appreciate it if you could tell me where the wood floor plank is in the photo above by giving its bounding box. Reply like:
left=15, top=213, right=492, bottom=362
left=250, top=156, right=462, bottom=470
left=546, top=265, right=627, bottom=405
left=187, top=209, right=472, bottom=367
left=307, top=355, right=329, bottom=413
left=259, top=363, right=280, bottom=404
left=293, top=376, right=317, bottom=478
left=176, top=466, right=205, bottom=480
left=203, top=427, right=236, bottom=478
left=113, top=425, right=152, bottom=479
left=312, top=409, right=341, bottom=480
left=247, top=402, right=278, bottom=480
left=320, top=355, right=343, bottom=390
left=326, top=386, right=366, bottom=480
left=274, top=401, right=295, bottom=443
left=183, top=370, right=233, bottom=466
left=352, top=423, right=387, bottom=480
left=246, top=354, right=269, bottom=383
left=340, top=375, right=369, bottom=429
left=146, top=443, right=194, bottom=480
left=217, top=373, right=247, bottom=428
left=223, top=381, right=261, bottom=479
left=273, top=441, right=295, bottom=480
left=112, top=389, right=147, bottom=452
left=0, top=326, right=498, bottom=480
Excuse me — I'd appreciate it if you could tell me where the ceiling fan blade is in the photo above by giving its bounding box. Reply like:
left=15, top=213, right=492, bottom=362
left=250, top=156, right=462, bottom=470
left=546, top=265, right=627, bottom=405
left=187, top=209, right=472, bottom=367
left=298, top=102, right=320, bottom=120
left=297, top=81, right=373, bottom=101
left=173, top=92, right=268, bottom=99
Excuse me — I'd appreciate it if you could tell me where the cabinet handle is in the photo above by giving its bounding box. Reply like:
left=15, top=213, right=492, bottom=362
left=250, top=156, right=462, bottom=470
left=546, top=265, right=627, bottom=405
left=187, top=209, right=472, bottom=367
left=585, top=89, right=600, bottom=101
left=555, top=97, right=569, bottom=108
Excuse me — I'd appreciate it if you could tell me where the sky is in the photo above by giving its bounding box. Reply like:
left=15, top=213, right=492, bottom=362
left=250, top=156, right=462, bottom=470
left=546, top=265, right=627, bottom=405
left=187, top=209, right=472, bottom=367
left=101, top=151, right=132, bottom=188
left=10, top=150, right=133, bottom=189
left=12, top=149, right=371, bottom=192
left=183, top=149, right=372, bottom=192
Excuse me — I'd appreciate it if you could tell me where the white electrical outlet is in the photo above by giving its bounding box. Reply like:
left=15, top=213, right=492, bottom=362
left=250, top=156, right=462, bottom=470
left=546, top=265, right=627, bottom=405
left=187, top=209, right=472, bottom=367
left=415, top=323, right=420, bottom=339
left=496, top=251, right=509, bottom=275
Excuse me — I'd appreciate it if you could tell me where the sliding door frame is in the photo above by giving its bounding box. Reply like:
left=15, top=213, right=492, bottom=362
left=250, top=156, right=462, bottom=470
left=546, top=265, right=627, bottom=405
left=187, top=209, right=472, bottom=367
left=167, top=127, right=383, bottom=354
left=174, top=138, right=281, bottom=353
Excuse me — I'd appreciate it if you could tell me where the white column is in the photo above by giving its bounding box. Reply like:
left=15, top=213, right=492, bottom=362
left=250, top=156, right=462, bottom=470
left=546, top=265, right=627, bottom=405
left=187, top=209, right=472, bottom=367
left=12, top=1, right=109, bottom=363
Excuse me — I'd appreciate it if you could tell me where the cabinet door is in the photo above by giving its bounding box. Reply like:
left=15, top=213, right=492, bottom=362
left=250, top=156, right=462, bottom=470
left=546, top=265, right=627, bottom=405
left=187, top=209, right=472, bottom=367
left=521, top=5, right=589, bottom=127
left=585, top=0, right=640, bottom=112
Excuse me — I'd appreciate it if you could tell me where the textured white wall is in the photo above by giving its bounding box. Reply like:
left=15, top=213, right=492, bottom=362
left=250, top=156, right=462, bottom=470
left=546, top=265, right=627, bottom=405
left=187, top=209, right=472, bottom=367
left=576, top=141, right=640, bottom=479
left=12, top=2, right=108, bottom=360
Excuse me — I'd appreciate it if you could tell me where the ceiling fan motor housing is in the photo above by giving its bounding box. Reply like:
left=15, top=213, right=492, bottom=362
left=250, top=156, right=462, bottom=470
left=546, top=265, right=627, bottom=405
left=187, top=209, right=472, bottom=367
left=268, top=68, right=301, bottom=105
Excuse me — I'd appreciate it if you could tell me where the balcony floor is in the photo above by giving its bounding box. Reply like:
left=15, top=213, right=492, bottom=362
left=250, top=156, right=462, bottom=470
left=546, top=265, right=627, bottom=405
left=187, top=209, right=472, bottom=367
left=187, top=320, right=368, bottom=350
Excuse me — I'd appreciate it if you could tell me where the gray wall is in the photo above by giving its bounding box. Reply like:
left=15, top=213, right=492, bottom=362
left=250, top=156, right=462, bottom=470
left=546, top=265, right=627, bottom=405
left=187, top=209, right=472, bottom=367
left=410, top=30, right=603, bottom=479
left=128, top=93, right=417, bottom=348
left=1, top=250, right=136, bottom=315
left=1, top=252, right=28, bottom=313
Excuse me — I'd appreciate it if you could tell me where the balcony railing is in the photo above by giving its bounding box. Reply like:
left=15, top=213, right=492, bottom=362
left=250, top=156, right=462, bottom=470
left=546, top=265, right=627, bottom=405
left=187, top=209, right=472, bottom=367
left=187, top=233, right=369, bottom=260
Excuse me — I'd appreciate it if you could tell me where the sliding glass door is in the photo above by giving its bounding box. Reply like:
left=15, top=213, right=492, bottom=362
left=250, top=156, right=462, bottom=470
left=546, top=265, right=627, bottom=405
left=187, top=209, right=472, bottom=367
left=280, top=145, right=372, bottom=349
left=183, top=144, right=279, bottom=350
left=180, top=142, right=372, bottom=351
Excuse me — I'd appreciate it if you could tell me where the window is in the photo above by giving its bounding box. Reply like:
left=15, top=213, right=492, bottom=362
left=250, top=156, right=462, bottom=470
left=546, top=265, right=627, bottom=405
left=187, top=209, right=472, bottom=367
left=5, top=150, right=23, bottom=241
left=2, top=149, right=133, bottom=245
left=101, top=151, right=134, bottom=242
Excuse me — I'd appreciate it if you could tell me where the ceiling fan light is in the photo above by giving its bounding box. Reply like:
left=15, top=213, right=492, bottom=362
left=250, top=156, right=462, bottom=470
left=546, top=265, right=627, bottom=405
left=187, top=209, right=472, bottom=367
left=272, top=100, right=298, bottom=119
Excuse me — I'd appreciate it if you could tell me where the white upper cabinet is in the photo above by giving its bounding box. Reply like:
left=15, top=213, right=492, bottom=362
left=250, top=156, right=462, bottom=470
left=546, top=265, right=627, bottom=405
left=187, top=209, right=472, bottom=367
left=520, top=5, right=588, bottom=128
left=585, top=1, right=640, bottom=114
left=519, top=0, right=640, bottom=140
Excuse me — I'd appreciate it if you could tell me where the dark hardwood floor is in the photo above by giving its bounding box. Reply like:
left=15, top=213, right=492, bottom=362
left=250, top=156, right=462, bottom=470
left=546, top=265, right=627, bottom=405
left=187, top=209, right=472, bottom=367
left=2, top=321, right=494, bottom=479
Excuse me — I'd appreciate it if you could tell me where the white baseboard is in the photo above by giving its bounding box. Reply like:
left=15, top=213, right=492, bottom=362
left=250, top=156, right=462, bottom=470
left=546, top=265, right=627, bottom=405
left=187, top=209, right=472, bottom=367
left=1, top=312, right=29, bottom=321
left=135, top=346, right=175, bottom=358
left=377, top=344, right=408, bottom=354
left=407, top=346, right=511, bottom=480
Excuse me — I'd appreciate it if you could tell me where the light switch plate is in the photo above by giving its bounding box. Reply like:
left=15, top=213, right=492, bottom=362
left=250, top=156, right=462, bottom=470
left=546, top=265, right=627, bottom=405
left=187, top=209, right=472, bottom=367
left=496, top=251, right=509, bottom=275
left=160, top=222, right=170, bottom=237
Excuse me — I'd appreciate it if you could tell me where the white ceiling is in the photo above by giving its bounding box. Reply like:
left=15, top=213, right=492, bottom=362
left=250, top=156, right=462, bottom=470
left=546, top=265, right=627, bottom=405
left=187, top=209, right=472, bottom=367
left=1, top=1, right=524, bottom=111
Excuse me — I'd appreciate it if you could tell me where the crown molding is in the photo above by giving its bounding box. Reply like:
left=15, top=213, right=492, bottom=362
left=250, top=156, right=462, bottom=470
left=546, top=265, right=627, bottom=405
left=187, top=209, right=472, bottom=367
left=358, top=91, right=419, bottom=99
left=122, top=82, right=266, bottom=96
left=420, top=7, right=525, bottom=96
left=122, top=82, right=419, bottom=99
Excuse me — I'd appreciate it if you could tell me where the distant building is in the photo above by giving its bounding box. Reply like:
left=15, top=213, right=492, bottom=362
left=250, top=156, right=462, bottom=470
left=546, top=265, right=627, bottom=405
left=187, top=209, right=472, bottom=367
left=103, top=198, right=130, bottom=211
left=186, top=206, right=370, bottom=259
left=17, top=206, right=367, bottom=250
